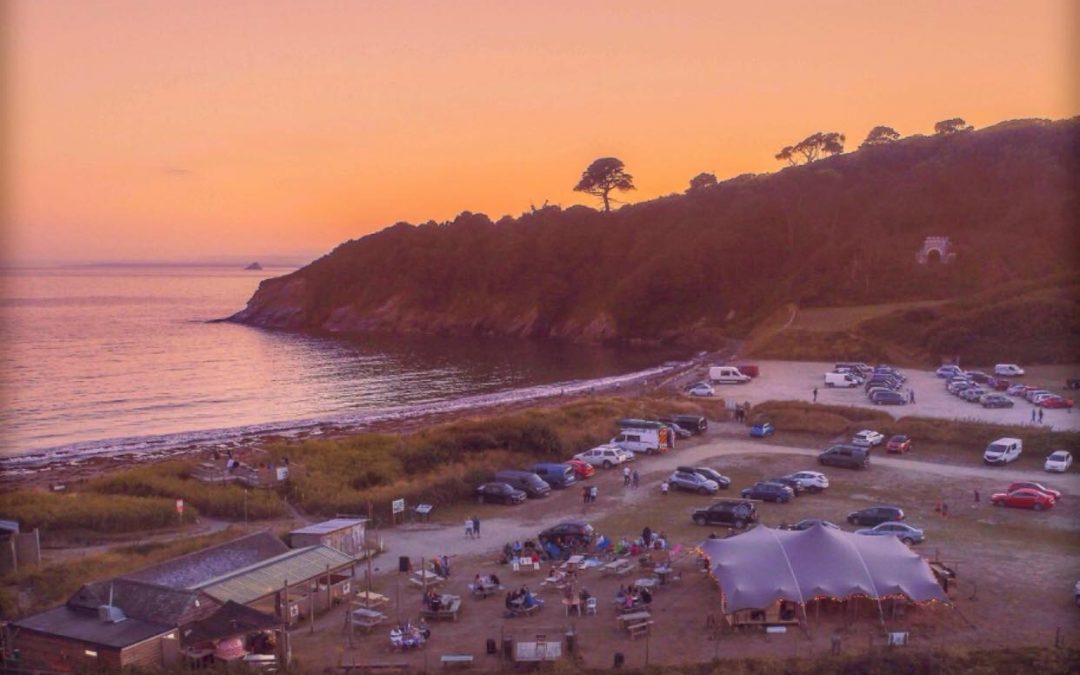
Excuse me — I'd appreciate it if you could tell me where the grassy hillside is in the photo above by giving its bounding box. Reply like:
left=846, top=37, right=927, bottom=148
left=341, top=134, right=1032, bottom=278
left=232, top=117, right=1079, bottom=355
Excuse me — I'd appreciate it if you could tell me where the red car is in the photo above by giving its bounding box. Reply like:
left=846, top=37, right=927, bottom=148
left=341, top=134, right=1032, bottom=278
left=1007, top=481, right=1061, bottom=501
left=565, top=458, right=596, bottom=479
left=991, top=488, right=1055, bottom=511
left=1039, top=396, right=1074, bottom=409
left=886, top=434, right=912, bottom=454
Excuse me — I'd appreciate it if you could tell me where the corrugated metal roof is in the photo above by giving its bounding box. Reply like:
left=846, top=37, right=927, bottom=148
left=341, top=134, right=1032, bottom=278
left=0, top=519, right=20, bottom=533
left=194, top=545, right=354, bottom=604
left=124, top=530, right=289, bottom=589
left=289, top=518, right=366, bottom=536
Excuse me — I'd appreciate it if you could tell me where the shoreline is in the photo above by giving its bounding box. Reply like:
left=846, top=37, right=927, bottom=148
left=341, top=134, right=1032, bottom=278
left=0, top=354, right=713, bottom=490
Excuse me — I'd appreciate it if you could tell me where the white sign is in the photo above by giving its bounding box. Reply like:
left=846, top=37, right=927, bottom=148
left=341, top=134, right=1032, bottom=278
left=176, top=499, right=184, bottom=514
left=275, top=466, right=289, bottom=481
left=391, top=498, right=405, bottom=514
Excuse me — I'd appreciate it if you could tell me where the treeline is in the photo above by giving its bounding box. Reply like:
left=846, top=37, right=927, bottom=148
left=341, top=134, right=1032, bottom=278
left=233, top=117, right=1078, bottom=349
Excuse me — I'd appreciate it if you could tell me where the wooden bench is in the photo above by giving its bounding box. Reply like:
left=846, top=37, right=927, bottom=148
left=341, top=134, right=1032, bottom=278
left=627, top=620, right=654, bottom=639
left=440, top=654, right=474, bottom=669
left=339, top=661, right=409, bottom=673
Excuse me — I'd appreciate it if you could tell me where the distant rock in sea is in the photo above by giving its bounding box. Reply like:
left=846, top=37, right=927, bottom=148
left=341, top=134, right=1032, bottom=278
left=244, top=262, right=263, bottom=270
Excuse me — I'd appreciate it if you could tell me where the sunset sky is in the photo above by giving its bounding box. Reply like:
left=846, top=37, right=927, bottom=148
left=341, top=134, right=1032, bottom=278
left=6, top=0, right=1076, bottom=265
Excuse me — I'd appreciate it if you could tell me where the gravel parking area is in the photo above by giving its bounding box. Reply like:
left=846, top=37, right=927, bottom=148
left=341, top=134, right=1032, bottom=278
left=697, top=361, right=1080, bottom=431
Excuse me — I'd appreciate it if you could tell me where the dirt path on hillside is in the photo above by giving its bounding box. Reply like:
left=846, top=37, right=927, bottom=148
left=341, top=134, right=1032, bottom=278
left=369, top=428, right=1078, bottom=572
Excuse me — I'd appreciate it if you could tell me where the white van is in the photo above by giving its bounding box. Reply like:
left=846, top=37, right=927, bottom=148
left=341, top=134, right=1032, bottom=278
left=611, top=427, right=671, bottom=455
left=824, top=372, right=860, bottom=388
left=709, top=366, right=751, bottom=384
left=994, top=364, right=1025, bottom=377
left=983, top=437, right=1023, bottom=465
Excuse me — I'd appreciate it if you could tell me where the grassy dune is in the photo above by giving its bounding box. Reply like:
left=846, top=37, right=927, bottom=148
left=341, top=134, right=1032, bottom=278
left=0, top=491, right=198, bottom=536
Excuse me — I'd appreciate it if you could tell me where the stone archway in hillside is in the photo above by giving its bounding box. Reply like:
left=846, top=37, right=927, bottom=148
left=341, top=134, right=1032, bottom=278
left=915, top=236, right=956, bottom=264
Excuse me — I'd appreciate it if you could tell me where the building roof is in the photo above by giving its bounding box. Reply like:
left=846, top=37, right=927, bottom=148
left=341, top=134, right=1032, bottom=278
left=68, top=578, right=204, bottom=627
left=699, top=524, right=948, bottom=613
left=0, top=519, right=20, bottom=534
left=182, top=601, right=281, bottom=644
left=13, top=606, right=173, bottom=649
left=123, top=530, right=289, bottom=589
left=194, top=545, right=355, bottom=605
left=289, top=518, right=366, bottom=537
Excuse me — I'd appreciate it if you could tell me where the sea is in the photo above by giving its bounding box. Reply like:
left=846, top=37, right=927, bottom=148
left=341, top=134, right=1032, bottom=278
left=0, top=265, right=688, bottom=469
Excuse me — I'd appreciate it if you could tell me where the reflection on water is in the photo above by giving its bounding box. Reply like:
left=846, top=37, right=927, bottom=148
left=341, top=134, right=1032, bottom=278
left=0, top=266, right=684, bottom=457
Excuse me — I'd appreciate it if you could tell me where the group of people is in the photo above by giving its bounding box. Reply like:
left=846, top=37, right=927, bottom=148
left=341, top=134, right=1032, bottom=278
left=622, top=466, right=641, bottom=488
left=605, top=527, right=669, bottom=557
left=732, top=402, right=752, bottom=423
left=581, top=484, right=599, bottom=503
left=472, top=573, right=501, bottom=590
left=615, top=583, right=652, bottom=609
left=430, top=555, right=451, bottom=578
left=504, top=586, right=543, bottom=612
left=499, top=540, right=541, bottom=565
left=464, top=515, right=481, bottom=538
left=421, top=589, right=446, bottom=612
left=390, top=619, right=429, bottom=649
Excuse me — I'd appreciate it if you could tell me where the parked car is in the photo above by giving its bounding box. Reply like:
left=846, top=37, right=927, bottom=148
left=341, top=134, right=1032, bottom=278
left=687, top=383, right=716, bottom=397
left=1045, top=450, right=1073, bottom=473
left=686, top=466, right=732, bottom=489
left=980, top=393, right=1014, bottom=408
left=538, top=520, right=595, bottom=550
left=779, top=519, right=840, bottom=531
left=967, top=371, right=992, bottom=384
left=750, top=422, right=775, bottom=438
left=936, top=365, right=964, bottom=378
left=665, top=422, right=693, bottom=439
left=818, top=445, right=870, bottom=469
left=669, top=469, right=721, bottom=495
left=740, top=481, right=795, bottom=503
left=871, top=391, right=908, bottom=406
left=986, top=377, right=1011, bottom=391
left=825, top=372, right=861, bottom=387
left=1006, top=384, right=1030, bottom=396
left=948, top=380, right=976, bottom=395
left=983, top=437, right=1023, bottom=465
left=691, top=499, right=758, bottom=529
left=847, top=505, right=905, bottom=526
left=574, top=444, right=633, bottom=469
left=475, top=482, right=527, bottom=505
left=1039, top=395, right=1075, bottom=409
left=659, top=414, right=708, bottom=435
left=994, top=363, right=1025, bottom=377
left=836, top=362, right=873, bottom=377
left=1006, top=481, right=1061, bottom=500
left=865, top=376, right=902, bottom=391
left=1025, top=389, right=1054, bottom=403
left=856, top=522, right=925, bottom=545
left=1031, top=392, right=1057, bottom=405
left=866, top=386, right=898, bottom=399
left=709, top=366, right=752, bottom=384
left=885, top=435, right=912, bottom=454
left=783, top=470, right=829, bottom=493
left=960, top=387, right=988, bottom=402
left=494, top=470, right=551, bottom=498
left=990, top=489, right=1055, bottom=511
left=564, top=458, right=596, bottom=479
left=851, top=430, right=885, bottom=447
left=766, top=476, right=805, bottom=496
left=530, top=463, right=578, bottom=489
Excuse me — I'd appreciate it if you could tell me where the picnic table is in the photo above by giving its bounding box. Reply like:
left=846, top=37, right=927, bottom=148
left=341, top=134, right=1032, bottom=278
left=560, top=555, right=586, bottom=572
left=514, top=641, right=561, bottom=663
left=654, top=565, right=674, bottom=584
left=421, top=595, right=462, bottom=621
left=601, top=559, right=634, bottom=577
left=634, top=577, right=658, bottom=590
left=617, top=611, right=654, bottom=639
left=355, top=591, right=389, bottom=609
left=469, top=582, right=501, bottom=599
left=409, top=570, right=445, bottom=589
left=348, top=607, right=388, bottom=634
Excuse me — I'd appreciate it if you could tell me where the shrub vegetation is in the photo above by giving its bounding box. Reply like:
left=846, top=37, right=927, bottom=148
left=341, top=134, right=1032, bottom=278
left=0, top=491, right=196, bottom=535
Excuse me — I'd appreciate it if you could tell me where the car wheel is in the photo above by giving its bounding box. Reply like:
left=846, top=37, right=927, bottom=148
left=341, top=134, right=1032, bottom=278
left=602, top=460, right=612, bottom=469
left=693, top=515, right=706, bottom=526
left=901, top=537, right=914, bottom=545
left=1033, top=503, right=1044, bottom=511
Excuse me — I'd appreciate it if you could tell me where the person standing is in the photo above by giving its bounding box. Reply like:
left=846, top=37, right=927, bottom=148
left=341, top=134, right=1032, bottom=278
left=472, top=515, right=480, bottom=538
left=465, top=518, right=474, bottom=539
left=1038, top=408, right=1044, bottom=424
left=623, top=466, right=631, bottom=487
left=813, top=387, right=818, bottom=403
left=631, top=469, right=640, bottom=489
left=590, top=485, right=598, bottom=502
left=1031, top=408, right=1037, bottom=424
left=582, top=485, right=591, bottom=504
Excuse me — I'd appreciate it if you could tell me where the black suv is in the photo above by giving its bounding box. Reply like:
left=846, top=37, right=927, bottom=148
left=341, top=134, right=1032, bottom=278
left=818, top=445, right=870, bottom=469
left=766, top=476, right=804, bottom=496
left=682, top=466, right=731, bottom=489
left=847, top=505, right=905, bottom=526
left=691, top=499, right=758, bottom=529
left=538, top=520, right=595, bottom=549
left=660, top=414, right=708, bottom=435
left=475, top=482, right=527, bottom=505
left=741, top=481, right=795, bottom=503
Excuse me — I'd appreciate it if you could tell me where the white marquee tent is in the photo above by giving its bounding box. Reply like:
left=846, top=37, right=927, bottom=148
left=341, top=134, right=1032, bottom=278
left=699, top=523, right=948, bottom=614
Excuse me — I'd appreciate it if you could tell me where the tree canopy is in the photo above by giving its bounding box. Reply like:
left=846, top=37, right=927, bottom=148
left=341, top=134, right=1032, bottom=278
left=573, top=157, right=635, bottom=212
left=861, top=126, right=901, bottom=148
left=934, top=118, right=974, bottom=135
left=688, top=172, right=718, bottom=193
left=775, top=132, right=846, bottom=165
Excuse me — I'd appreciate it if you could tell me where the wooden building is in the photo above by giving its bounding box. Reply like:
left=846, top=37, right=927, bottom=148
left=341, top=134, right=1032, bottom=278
left=289, top=518, right=367, bottom=557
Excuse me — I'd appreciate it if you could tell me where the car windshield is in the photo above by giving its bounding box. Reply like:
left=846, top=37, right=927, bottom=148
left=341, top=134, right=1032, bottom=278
left=1049, top=452, right=1068, bottom=460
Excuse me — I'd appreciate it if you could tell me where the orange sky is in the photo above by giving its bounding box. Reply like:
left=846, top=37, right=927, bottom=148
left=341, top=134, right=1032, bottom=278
left=6, top=0, right=1076, bottom=264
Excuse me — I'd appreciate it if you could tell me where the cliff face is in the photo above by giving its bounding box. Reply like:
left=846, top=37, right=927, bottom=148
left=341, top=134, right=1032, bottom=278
left=230, top=118, right=1079, bottom=345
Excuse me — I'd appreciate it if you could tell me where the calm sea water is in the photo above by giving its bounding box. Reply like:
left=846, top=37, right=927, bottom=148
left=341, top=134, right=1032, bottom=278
left=0, top=266, right=683, bottom=464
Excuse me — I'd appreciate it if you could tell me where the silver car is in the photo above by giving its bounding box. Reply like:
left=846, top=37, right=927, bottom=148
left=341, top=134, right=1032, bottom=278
left=668, top=469, right=720, bottom=495
left=855, top=521, right=925, bottom=545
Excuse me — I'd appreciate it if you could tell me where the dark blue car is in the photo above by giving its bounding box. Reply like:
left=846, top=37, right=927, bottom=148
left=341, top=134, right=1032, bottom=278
left=750, top=422, right=774, bottom=438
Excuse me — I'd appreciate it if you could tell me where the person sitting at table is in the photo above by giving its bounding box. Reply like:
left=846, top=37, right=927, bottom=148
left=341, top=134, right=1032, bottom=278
left=490, top=572, right=501, bottom=587
left=640, top=587, right=652, bottom=605
left=512, top=540, right=524, bottom=556
left=505, top=590, right=517, bottom=611
left=622, top=593, right=636, bottom=610
left=417, top=618, right=431, bottom=640
left=579, top=588, right=592, bottom=603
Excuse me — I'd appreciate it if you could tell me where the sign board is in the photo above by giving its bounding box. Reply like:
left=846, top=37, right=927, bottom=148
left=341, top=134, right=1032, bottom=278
left=391, top=499, right=405, bottom=514
left=176, top=499, right=184, bottom=514
left=275, top=466, right=289, bottom=481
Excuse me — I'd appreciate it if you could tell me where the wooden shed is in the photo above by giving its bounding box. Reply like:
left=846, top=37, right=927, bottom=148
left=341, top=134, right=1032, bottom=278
left=289, top=518, right=367, bottom=558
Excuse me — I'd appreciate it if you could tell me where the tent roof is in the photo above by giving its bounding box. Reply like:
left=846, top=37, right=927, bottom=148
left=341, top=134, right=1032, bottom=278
left=699, top=524, right=947, bottom=613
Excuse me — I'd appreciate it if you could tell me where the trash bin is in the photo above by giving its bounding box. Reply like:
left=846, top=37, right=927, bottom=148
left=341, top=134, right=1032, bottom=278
left=565, top=631, right=575, bottom=654
left=614, top=652, right=625, bottom=668
left=502, top=637, right=514, bottom=660
left=398, top=556, right=411, bottom=573
left=486, top=638, right=497, bottom=655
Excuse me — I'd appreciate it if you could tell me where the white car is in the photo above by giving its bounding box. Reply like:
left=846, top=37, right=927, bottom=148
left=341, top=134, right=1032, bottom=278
left=687, top=383, right=716, bottom=397
left=574, top=444, right=634, bottom=469
left=851, top=430, right=885, bottom=447
left=1045, top=450, right=1073, bottom=473
left=784, top=471, right=830, bottom=493
left=994, top=363, right=1025, bottom=377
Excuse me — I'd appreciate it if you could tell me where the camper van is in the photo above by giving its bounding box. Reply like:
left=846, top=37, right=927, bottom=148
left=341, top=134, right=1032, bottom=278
left=709, top=366, right=751, bottom=384
left=611, top=426, right=671, bottom=455
left=994, top=364, right=1025, bottom=377
left=824, top=372, right=860, bottom=388
left=983, top=437, right=1023, bottom=465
